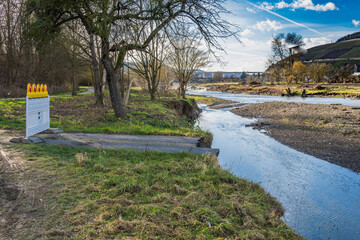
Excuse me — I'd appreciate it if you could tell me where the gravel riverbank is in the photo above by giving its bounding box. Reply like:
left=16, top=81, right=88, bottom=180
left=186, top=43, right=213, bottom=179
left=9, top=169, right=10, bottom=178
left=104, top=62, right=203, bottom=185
left=231, top=102, right=360, bottom=173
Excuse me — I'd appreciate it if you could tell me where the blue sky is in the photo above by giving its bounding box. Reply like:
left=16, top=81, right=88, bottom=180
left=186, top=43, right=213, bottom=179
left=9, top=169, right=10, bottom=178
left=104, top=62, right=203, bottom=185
left=207, top=0, right=360, bottom=72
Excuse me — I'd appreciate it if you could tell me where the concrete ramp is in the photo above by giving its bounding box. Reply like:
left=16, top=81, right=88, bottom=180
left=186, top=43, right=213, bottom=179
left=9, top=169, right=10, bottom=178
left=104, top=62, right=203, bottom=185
left=35, top=133, right=219, bottom=156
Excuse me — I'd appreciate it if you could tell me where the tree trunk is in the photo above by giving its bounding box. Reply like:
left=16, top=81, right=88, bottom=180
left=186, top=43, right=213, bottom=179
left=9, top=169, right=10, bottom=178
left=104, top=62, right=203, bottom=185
left=102, top=41, right=126, bottom=119
left=71, top=67, right=76, bottom=96
left=151, top=75, right=158, bottom=100
left=123, top=78, right=133, bottom=106
left=178, top=80, right=186, bottom=99
left=90, top=34, right=104, bottom=106
left=147, top=76, right=156, bottom=100
left=106, top=71, right=126, bottom=118
left=149, top=89, right=156, bottom=100
left=101, top=67, right=106, bottom=92
left=71, top=44, right=77, bottom=96
left=181, top=86, right=186, bottom=99
left=6, top=0, right=13, bottom=86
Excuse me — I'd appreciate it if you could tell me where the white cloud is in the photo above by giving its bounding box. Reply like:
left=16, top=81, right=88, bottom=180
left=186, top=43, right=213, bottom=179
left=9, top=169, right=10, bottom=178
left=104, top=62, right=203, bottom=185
left=254, top=19, right=283, bottom=32
left=276, top=1, right=291, bottom=9
left=261, top=0, right=338, bottom=12
left=241, top=38, right=272, bottom=48
left=206, top=38, right=272, bottom=72
left=303, top=37, right=332, bottom=48
left=246, top=7, right=256, bottom=13
left=353, top=19, right=360, bottom=27
left=260, top=2, right=275, bottom=10
left=240, top=29, right=254, bottom=37
left=247, top=0, right=324, bottom=36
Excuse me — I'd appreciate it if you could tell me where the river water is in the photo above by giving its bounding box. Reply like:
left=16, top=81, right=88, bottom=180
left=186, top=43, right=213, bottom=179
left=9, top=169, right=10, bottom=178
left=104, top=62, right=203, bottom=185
left=189, top=90, right=360, bottom=240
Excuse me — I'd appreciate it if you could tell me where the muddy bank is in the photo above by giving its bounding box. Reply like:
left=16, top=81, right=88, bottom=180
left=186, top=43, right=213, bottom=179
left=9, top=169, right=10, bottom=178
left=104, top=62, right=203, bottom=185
left=165, top=98, right=201, bottom=122
left=231, top=102, right=360, bottom=173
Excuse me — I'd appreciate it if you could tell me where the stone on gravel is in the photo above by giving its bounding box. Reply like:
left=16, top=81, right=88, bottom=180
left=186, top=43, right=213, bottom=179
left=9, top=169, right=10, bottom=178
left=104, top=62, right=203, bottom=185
left=9, top=137, right=23, bottom=144
left=41, top=128, right=64, bottom=134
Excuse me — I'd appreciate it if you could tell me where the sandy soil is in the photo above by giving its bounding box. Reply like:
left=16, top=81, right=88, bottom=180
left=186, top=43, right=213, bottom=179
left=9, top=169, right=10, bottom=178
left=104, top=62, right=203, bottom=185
left=231, top=102, right=360, bottom=173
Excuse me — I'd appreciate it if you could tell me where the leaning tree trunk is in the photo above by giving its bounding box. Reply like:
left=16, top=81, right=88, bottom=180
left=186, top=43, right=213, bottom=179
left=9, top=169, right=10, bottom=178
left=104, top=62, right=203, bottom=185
left=102, top=42, right=126, bottom=119
left=90, top=34, right=104, bottom=106
left=106, top=71, right=126, bottom=118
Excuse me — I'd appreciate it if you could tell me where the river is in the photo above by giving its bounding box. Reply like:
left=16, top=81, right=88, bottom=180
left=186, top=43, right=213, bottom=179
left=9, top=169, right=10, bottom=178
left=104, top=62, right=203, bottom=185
left=189, top=90, right=360, bottom=240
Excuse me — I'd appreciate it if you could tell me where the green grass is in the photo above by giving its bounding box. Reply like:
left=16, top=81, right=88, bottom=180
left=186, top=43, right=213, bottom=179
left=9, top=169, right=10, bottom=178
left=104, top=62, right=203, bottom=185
left=52, top=87, right=89, bottom=96
left=0, top=89, right=210, bottom=139
left=14, top=144, right=302, bottom=239
left=190, top=95, right=222, bottom=105
left=0, top=99, right=26, bottom=130
left=304, top=39, right=360, bottom=60
left=306, top=86, right=360, bottom=97
left=339, top=48, right=360, bottom=58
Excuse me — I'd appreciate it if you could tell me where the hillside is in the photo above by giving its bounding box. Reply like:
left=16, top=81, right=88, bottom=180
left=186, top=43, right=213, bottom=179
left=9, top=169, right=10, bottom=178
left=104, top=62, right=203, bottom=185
left=336, top=32, right=360, bottom=42
left=301, top=35, right=360, bottom=66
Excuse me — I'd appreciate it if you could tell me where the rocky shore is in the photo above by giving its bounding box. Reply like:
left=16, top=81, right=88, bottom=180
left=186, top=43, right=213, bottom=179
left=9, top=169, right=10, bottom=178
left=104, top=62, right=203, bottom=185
left=231, top=102, right=360, bottom=173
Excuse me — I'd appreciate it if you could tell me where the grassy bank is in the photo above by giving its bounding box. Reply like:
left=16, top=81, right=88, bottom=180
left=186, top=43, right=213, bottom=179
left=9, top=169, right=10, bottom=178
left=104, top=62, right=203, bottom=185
left=0, top=89, right=209, bottom=140
left=5, top=144, right=302, bottom=239
left=1, top=90, right=302, bottom=239
left=200, top=82, right=360, bottom=99
left=190, top=95, right=236, bottom=106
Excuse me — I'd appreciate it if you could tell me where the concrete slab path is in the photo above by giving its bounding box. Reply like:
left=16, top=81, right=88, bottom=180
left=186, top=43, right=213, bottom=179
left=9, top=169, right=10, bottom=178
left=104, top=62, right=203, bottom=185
left=1, top=131, right=219, bottom=156
left=38, top=133, right=219, bottom=155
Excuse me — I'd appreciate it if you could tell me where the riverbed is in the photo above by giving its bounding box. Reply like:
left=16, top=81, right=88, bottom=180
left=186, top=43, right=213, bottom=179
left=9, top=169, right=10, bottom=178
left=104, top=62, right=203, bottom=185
left=190, top=90, right=360, bottom=240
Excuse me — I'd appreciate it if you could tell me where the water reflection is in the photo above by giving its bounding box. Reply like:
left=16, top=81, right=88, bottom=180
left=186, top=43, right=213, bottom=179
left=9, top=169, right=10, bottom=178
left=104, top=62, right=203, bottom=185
left=197, top=103, right=360, bottom=240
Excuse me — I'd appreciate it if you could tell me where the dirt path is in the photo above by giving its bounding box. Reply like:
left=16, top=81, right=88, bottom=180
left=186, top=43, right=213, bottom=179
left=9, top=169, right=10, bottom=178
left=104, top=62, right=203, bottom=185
left=0, top=147, right=39, bottom=239
left=231, top=102, right=360, bottom=172
left=0, top=129, right=56, bottom=239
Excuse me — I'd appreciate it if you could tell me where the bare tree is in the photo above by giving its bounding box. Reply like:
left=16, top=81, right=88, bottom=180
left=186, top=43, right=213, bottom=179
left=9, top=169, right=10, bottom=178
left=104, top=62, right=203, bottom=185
left=26, top=0, right=239, bottom=118
left=307, top=63, right=332, bottom=83
left=130, top=22, right=167, bottom=100
left=267, top=32, right=304, bottom=83
left=62, top=21, right=105, bottom=104
left=212, top=72, right=224, bottom=82
left=168, top=31, right=209, bottom=99
left=333, top=65, right=353, bottom=83
left=0, top=0, right=25, bottom=86
left=157, top=65, right=175, bottom=97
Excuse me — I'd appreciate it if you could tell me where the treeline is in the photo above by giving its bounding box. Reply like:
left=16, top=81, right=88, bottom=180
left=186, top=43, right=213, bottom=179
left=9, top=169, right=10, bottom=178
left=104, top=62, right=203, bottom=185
left=265, top=32, right=359, bottom=84
left=0, top=0, right=91, bottom=97
left=1, top=0, right=238, bottom=120
left=336, top=32, right=360, bottom=42
left=266, top=61, right=359, bottom=84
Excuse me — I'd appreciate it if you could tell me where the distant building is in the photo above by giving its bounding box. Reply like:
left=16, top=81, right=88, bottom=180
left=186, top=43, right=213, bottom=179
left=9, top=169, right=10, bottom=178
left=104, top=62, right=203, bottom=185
left=191, top=70, right=264, bottom=83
